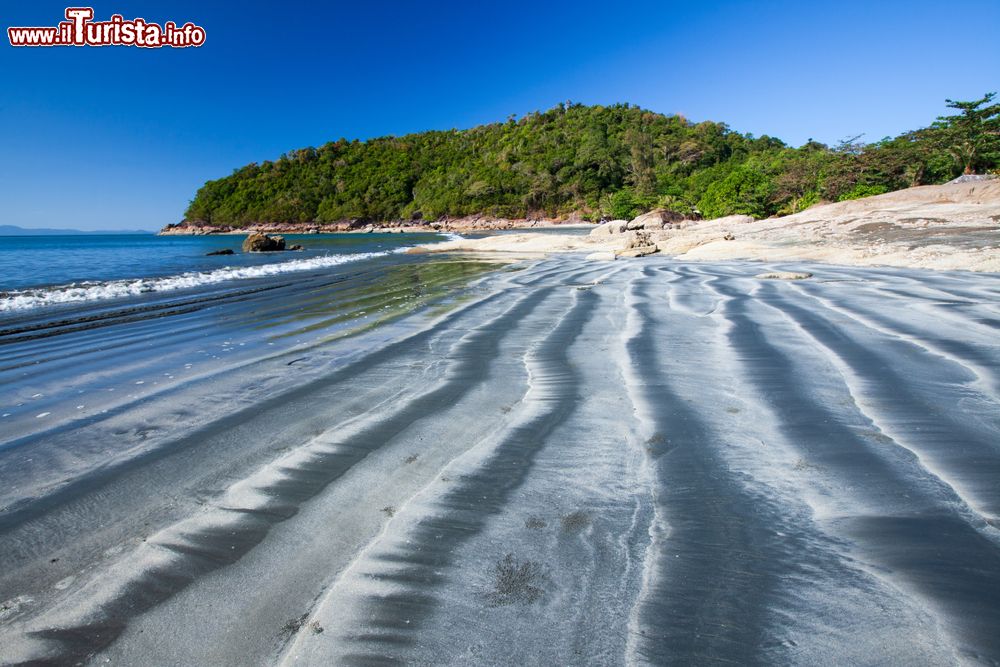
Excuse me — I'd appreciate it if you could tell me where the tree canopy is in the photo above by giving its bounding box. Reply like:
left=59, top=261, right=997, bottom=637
left=929, top=92, right=1000, bottom=175
left=184, top=97, right=999, bottom=226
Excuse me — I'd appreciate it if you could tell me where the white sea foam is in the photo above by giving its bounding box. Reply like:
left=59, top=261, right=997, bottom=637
left=0, top=247, right=413, bottom=312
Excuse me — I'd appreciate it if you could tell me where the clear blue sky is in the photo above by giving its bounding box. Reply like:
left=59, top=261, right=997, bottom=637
left=1, top=0, right=998, bottom=230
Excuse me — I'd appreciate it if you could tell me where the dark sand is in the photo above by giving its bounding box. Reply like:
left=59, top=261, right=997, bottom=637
left=1, top=255, right=999, bottom=665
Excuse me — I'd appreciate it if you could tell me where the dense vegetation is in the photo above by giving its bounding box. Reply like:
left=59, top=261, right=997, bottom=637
left=185, top=94, right=999, bottom=226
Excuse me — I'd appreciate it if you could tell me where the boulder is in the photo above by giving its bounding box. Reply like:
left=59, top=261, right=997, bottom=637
left=622, top=230, right=654, bottom=250
left=206, top=248, right=234, bottom=256
left=589, top=219, right=628, bottom=237
left=242, top=233, right=286, bottom=252
left=946, top=174, right=997, bottom=185
left=616, top=245, right=659, bottom=258
left=627, top=209, right=686, bottom=231
left=288, top=244, right=305, bottom=251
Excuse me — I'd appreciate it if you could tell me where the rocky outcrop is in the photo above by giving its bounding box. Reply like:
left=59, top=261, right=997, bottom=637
left=590, top=209, right=690, bottom=238
left=162, top=216, right=590, bottom=236
left=622, top=230, right=655, bottom=249
left=708, top=214, right=755, bottom=226
left=616, top=229, right=660, bottom=258
left=589, top=220, right=628, bottom=237
left=617, top=246, right=659, bottom=258
left=242, top=233, right=286, bottom=252
left=206, top=248, right=234, bottom=256
left=947, top=174, right=997, bottom=185
left=626, top=208, right=686, bottom=231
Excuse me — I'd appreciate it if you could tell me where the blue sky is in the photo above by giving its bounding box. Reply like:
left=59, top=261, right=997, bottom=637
left=1, top=0, right=998, bottom=230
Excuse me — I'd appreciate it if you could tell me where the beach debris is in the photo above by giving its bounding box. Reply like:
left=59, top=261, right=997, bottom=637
left=484, top=554, right=546, bottom=606
left=560, top=510, right=591, bottom=533
left=279, top=613, right=309, bottom=638
left=755, top=271, right=813, bottom=280
left=206, top=248, right=234, bottom=256
left=0, top=596, right=33, bottom=622
left=242, top=233, right=286, bottom=252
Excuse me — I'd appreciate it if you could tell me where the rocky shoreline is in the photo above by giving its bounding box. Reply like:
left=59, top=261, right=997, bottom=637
left=418, top=181, right=1000, bottom=272
left=159, top=215, right=591, bottom=235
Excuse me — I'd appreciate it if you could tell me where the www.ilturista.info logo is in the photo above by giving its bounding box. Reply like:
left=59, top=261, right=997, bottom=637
left=8, top=7, right=206, bottom=48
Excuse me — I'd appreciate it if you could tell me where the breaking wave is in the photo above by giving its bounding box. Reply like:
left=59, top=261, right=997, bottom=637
left=0, top=247, right=417, bottom=312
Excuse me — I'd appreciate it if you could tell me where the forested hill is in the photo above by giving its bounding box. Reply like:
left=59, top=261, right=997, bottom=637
left=183, top=99, right=997, bottom=227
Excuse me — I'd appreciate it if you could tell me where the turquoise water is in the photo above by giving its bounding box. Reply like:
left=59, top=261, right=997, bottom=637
left=0, top=233, right=445, bottom=290
left=0, top=232, right=448, bottom=310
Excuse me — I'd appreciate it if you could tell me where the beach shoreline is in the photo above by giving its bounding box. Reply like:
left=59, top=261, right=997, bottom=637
left=158, top=217, right=592, bottom=236
left=1, top=254, right=998, bottom=664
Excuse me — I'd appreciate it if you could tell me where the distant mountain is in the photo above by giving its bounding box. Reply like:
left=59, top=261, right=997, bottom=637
left=0, top=225, right=155, bottom=236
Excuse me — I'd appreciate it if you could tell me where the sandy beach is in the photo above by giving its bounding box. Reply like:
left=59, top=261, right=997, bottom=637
left=5, top=1, right=999, bottom=664
left=1, top=249, right=998, bottom=665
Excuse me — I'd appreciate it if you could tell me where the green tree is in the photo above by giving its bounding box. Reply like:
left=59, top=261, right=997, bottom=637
left=605, top=188, right=640, bottom=220
left=182, top=98, right=987, bottom=228
left=698, top=167, right=773, bottom=219
left=929, top=92, right=1000, bottom=175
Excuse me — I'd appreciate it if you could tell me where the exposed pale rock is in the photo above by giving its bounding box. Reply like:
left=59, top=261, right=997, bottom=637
left=616, top=245, right=659, bottom=258
left=589, top=220, right=628, bottom=236
left=585, top=251, right=617, bottom=261
left=755, top=271, right=813, bottom=280
left=627, top=209, right=686, bottom=231
left=707, top=214, right=755, bottom=226
left=622, top=230, right=654, bottom=249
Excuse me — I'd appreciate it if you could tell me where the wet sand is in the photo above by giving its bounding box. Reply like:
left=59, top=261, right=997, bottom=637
left=1, top=254, right=999, bottom=665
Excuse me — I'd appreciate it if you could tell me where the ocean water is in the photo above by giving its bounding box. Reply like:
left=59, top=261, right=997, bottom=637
left=0, top=232, right=450, bottom=310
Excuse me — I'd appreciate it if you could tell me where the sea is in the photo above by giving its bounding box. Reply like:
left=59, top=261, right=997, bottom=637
left=0, top=232, right=453, bottom=311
